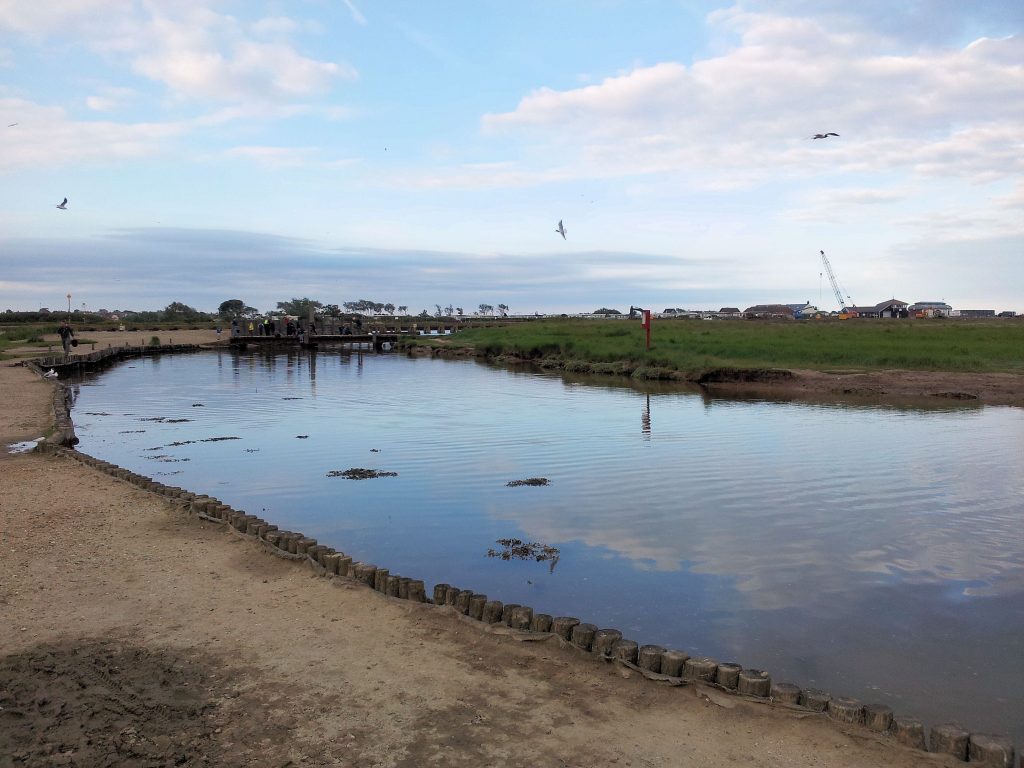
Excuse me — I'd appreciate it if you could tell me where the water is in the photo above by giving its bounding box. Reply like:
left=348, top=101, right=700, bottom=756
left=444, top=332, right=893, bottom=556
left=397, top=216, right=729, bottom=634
left=69, top=349, right=1024, bottom=744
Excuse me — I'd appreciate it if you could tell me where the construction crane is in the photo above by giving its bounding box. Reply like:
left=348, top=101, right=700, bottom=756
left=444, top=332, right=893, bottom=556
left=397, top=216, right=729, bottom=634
left=819, top=249, right=853, bottom=311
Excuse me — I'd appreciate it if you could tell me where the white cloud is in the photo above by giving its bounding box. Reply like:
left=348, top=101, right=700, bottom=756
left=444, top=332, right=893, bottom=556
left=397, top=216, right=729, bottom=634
left=0, top=98, right=185, bottom=172
left=85, top=86, right=135, bottom=113
left=1, top=2, right=355, bottom=107
left=477, top=11, right=1023, bottom=189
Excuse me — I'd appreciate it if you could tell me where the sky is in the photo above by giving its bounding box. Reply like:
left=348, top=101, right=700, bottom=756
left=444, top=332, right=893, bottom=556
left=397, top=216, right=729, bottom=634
left=1, top=0, right=1022, bottom=316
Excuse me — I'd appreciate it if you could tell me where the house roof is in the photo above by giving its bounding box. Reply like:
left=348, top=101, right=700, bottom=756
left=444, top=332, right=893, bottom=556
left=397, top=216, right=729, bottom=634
left=719, top=307, right=741, bottom=313
left=744, top=304, right=795, bottom=315
left=872, top=299, right=908, bottom=310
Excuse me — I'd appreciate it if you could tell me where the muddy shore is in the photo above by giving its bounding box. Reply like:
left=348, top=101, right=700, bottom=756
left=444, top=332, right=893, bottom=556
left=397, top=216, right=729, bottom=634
left=0, top=332, right=986, bottom=766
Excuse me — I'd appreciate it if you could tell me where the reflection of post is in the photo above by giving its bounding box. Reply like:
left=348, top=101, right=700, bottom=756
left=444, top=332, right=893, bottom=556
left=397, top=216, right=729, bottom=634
left=308, top=349, right=317, bottom=388
left=642, top=393, right=651, bottom=436
left=642, top=309, right=651, bottom=350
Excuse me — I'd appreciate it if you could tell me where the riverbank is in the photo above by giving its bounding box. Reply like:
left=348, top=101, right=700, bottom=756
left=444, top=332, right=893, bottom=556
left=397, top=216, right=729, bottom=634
left=0, top=362, right=955, bottom=767
left=408, top=319, right=1024, bottom=407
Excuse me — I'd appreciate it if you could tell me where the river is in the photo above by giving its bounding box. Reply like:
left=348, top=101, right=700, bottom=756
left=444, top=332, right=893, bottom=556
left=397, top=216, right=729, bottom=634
left=69, top=348, right=1024, bottom=745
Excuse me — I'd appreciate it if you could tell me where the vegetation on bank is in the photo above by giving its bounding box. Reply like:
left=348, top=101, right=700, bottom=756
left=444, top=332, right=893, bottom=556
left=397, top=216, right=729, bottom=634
left=409, top=318, right=1024, bottom=375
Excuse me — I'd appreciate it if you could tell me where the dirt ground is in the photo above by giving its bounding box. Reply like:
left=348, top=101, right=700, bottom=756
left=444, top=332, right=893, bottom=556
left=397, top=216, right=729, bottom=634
left=0, top=345, right=987, bottom=767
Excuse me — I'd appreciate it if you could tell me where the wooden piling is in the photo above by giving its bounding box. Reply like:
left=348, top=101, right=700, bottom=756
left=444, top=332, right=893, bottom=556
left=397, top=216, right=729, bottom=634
left=433, top=583, right=450, bottom=605
left=551, top=616, right=580, bottom=641
left=715, top=662, right=741, bottom=690
left=967, top=734, right=1015, bottom=768
left=481, top=601, right=504, bottom=624
left=770, top=682, right=801, bottom=705
left=799, top=688, right=831, bottom=712
left=929, top=723, right=970, bottom=760
left=683, top=657, right=718, bottom=683
left=570, top=623, right=597, bottom=651
left=637, top=645, right=665, bottom=673
left=892, top=716, right=926, bottom=750
left=529, top=613, right=552, bottom=633
left=660, top=649, right=689, bottom=677
left=509, top=606, right=534, bottom=630
left=611, top=639, right=639, bottom=665
left=406, top=580, right=426, bottom=602
left=468, top=594, right=488, bottom=620
left=592, top=629, right=623, bottom=657
left=864, top=703, right=893, bottom=732
left=455, top=589, right=474, bottom=615
left=827, top=697, right=865, bottom=725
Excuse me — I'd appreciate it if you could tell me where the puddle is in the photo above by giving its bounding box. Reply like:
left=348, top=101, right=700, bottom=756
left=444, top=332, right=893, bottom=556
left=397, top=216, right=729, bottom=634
left=7, top=439, right=43, bottom=454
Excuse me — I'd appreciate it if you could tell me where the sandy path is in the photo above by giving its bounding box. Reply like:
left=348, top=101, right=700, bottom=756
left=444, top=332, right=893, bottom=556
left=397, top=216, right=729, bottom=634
left=0, top=363, right=950, bottom=767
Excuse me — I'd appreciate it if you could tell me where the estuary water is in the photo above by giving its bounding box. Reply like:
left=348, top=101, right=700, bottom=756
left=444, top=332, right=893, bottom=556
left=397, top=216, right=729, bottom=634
left=70, top=349, right=1024, bottom=744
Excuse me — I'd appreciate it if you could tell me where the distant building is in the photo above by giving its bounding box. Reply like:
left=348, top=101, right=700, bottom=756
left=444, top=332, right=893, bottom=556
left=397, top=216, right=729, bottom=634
left=909, top=301, right=953, bottom=318
left=998, top=311, right=1017, bottom=317
left=718, top=307, right=742, bottom=318
left=785, top=302, right=818, bottom=319
left=959, top=309, right=995, bottom=318
left=743, top=304, right=795, bottom=319
left=843, top=299, right=909, bottom=318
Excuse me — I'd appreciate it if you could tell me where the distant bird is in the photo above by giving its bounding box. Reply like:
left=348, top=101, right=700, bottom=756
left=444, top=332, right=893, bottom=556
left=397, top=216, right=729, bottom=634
left=43, top=369, right=58, bottom=378
left=555, top=219, right=566, bottom=239
left=7, top=122, right=17, bottom=127
left=810, top=133, right=839, bottom=140
left=56, top=197, right=68, bottom=210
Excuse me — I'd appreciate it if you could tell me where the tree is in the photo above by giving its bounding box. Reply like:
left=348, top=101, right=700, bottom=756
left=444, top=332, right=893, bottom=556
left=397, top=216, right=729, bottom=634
left=218, top=299, right=245, bottom=317
left=276, top=298, right=323, bottom=316
left=322, top=304, right=342, bottom=317
left=478, top=303, right=494, bottom=316
left=384, top=303, right=395, bottom=315
left=444, top=304, right=454, bottom=316
left=163, top=302, right=203, bottom=321
left=434, top=304, right=442, bottom=317
left=497, top=303, right=509, bottom=317
left=593, top=308, right=621, bottom=315
left=397, top=305, right=408, bottom=315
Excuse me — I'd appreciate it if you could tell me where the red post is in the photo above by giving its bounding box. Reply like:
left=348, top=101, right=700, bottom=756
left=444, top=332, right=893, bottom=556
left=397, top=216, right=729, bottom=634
left=641, top=309, right=651, bottom=350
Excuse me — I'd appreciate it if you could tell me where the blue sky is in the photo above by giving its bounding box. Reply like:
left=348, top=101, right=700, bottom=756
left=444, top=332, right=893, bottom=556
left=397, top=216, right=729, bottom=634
left=1, top=1, right=1021, bottom=315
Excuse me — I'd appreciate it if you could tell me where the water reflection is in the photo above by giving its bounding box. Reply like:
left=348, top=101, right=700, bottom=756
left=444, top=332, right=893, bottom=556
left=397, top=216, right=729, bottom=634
left=68, top=350, right=1024, bottom=744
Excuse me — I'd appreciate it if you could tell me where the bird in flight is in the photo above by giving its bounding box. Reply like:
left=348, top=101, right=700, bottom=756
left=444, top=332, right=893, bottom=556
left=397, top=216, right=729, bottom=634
left=7, top=122, right=17, bottom=127
left=810, top=133, right=839, bottom=140
left=56, top=197, right=68, bottom=209
left=555, top=219, right=566, bottom=239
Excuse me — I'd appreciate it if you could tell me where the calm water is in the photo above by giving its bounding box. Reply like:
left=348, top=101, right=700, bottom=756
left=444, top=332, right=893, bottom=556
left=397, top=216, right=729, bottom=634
left=70, top=349, right=1024, bottom=744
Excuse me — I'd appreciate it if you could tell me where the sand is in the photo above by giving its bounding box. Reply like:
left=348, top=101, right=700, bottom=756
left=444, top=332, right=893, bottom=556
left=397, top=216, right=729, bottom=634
left=0, top=339, right=980, bottom=767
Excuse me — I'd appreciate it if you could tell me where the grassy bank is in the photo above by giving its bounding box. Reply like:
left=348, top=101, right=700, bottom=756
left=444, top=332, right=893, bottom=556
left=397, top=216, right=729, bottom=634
left=411, top=318, right=1024, bottom=375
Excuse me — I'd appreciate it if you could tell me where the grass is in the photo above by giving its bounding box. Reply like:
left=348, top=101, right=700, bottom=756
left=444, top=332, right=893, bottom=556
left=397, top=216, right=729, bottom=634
left=410, top=318, right=1024, bottom=374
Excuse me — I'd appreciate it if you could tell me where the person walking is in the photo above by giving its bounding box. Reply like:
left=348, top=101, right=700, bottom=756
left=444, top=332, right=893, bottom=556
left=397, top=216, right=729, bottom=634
left=57, top=320, right=75, bottom=358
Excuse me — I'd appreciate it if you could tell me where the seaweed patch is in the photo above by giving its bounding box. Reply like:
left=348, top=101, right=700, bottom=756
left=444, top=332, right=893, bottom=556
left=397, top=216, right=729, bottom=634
left=506, top=477, right=550, bottom=487
left=327, top=468, right=398, bottom=479
left=487, top=538, right=561, bottom=571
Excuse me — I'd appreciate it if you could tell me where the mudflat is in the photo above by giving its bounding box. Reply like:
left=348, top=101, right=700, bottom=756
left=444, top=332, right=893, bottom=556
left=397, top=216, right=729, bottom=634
left=1, top=353, right=956, bottom=767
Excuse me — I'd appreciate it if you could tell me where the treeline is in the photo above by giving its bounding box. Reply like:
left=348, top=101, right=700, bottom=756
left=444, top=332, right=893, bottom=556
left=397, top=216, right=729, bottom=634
left=2, top=297, right=515, bottom=326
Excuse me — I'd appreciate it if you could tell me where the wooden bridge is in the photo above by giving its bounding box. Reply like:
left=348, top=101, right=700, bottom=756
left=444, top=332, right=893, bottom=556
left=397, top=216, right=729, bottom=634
left=229, top=333, right=402, bottom=352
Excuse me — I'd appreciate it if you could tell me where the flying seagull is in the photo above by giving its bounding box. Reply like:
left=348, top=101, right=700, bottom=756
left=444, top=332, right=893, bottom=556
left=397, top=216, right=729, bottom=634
left=811, top=133, right=839, bottom=140
left=56, top=197, right=68, bottom=209
left=555, top=219, right=566, bottom=239
left=7, top=122, right=17, bottom=127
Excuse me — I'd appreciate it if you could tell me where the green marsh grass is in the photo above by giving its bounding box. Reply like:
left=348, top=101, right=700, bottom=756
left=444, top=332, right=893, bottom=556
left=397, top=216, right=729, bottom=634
left=418, top=318, right=1024, bottom=374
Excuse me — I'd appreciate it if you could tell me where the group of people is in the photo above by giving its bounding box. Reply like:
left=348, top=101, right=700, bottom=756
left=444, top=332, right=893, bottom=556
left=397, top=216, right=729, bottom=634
left=228, top=317, right=318, bottom=339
